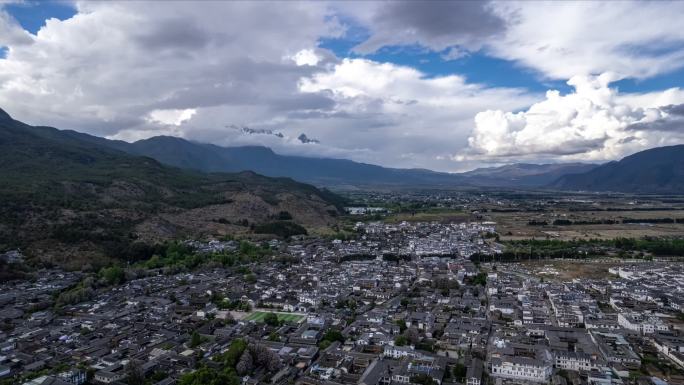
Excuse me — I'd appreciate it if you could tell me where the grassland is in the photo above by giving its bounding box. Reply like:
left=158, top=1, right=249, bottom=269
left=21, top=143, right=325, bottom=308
left=243, top=311, right=305, bottom=323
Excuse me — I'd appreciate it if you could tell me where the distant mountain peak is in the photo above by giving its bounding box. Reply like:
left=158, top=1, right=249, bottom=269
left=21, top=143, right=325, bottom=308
left=298, top=133, right=320, bottom=144
left=0, top=108, right=12, bottom=122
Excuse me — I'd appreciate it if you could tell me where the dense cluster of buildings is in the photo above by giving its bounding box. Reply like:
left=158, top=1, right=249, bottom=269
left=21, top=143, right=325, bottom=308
left=345, top=222, right=500, bottom=258
left=1, top=223, right=683, bottom=385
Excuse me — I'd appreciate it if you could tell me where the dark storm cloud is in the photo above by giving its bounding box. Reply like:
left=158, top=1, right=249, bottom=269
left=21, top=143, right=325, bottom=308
left=353, top=1, right=506, bottom=53
left=135, top=18, right=211, bottom=51
left=663, top=103, right=684, bottom=116
left=383, top=1, right=505, bottom=39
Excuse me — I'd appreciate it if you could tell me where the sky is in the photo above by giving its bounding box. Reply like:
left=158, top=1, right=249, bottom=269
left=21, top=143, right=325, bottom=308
left=1, top=1, right=684, bottom=172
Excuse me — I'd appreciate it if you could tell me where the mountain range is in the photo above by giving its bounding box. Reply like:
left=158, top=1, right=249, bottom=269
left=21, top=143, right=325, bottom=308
left=58, top=126, right=601, bottom=189
left=2, top=105, right=683, bottom=208
left=551, top=144, right=684, bottom=194
left=73, top=131, right=684, bottom=194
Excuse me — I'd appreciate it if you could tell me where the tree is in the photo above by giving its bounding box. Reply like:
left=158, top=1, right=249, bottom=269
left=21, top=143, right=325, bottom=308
left=264, top=312, right=280, bottom=327
left=100, top=265, right=125, bottom=285
left=410, top=374, right=437, bottom=385
left=322, top=329, right=345, bottom=343
left=396, top=319, right=407, bottom=333
left=244, top=273, right=257, bottom=284
left=190, top=331, right=203, bottom=348
left=394, top=335, right=408, bottom=346
left=453, top=363, right=467, bottom=381
left=125, top=361, right=145, bottom=385
left=178, top=367, right=239, bottom=385
left=236, top=351, right=253, bottom=375
left=405, top=328, right=420, bottom=345
left=221, top=339, right=247, bottom=368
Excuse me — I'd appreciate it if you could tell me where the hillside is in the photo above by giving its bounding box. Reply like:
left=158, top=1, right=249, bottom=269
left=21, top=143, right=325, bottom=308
left=78, top=134, right=467, bottom=187
left=0, top=109, right=342, bottom=268
left=460, top=163, right=598, bottom=187
left=551, top=145, right=684, bottom=193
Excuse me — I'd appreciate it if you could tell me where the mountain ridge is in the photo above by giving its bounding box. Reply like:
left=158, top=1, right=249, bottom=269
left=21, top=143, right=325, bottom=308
left=57, top=126, right=600, bottom=188
left=550, top=144, right=684, bottom=193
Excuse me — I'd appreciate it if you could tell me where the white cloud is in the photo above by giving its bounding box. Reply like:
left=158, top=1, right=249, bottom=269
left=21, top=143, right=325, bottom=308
left=146, top=108, right=196, bottom=126
left=488, top=2, right=684, bottom=79
left=0, top=8, right=33, bottom=47
left=338, top=1, right=684, bottom=80
left=291, top=49, right=321, bottom=66
left=0, top=1, right=341, bottom=136
left=297, top=58, right=538, bottom=169
left=467, top=73, right=684, bottom=162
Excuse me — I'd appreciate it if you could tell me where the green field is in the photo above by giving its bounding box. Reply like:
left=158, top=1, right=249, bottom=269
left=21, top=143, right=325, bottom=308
left=244, top=311, right=305, bottom=323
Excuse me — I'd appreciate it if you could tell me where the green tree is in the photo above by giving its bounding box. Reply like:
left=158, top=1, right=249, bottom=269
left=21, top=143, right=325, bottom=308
left=178, top=367, right=239, bottom=385
left=453, top=363, right=467, bottom=380
left=396, top=319, right=407, bottom=333
left=322, top=329, right=345, bottom=343
left=189, top=331, right=203, bottom=348
left=125, top=361, right=144, bottom=385
left=220, top=339, right=248, bottom=368
left=410, top=374, right=437, bottom=385
left=394, top=335, right=408, bottom=346
left=263, top=312, right=280, bottom=327
left=100, top=265, right=125, bottom=285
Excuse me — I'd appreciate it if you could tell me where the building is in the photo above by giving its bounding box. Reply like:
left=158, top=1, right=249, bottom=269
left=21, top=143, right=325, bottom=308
left=490, top=355, right=553, bottom=383
left=466, top=358, right=483, bottom=385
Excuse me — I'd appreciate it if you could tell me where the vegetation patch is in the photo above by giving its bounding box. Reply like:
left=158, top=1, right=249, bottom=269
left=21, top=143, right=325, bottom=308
left=243, top=311, right=304, bottom=323
left=254, top=221, right=307, bottom=238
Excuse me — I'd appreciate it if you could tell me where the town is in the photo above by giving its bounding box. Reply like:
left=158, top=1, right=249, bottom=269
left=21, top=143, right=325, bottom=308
left=2, top=217, right=684, bottom=385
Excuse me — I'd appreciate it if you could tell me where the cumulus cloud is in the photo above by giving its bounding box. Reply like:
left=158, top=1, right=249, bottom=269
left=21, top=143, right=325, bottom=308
left=0, top=1, right=342, bottom=136
left=467, top=73, right=684, bottom=162
left=339, top=1, right=684, bottom=80
left=146, top=108, right=196, bottom=126
left=0, top=8, right=33, bottom=47
left=291, top=49, right=321, bottom=66
left=488, top=2, right=684, bottom=79
left=297, top=58, right=537, bottom=169
left=626, top=103, right=684, bottom=133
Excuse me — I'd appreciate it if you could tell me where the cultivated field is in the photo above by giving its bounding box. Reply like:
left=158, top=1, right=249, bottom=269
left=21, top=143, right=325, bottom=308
left=489, top=209, right=684, bottom=241
left=384, top=209, right=470, bottom=223
left=519, top=259, right=620, bottom=281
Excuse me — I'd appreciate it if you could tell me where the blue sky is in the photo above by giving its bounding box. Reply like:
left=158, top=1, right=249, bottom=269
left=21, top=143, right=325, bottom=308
left=1, top=1, right=683, bottom=171
left=4, top=1, right=76, bottom=34
left=318, top=20, right=573, bottom=95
